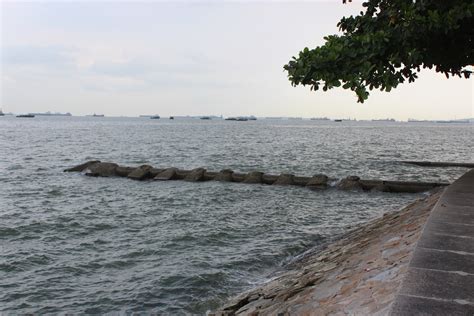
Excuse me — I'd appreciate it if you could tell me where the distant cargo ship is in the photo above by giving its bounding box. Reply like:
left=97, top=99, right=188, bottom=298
left=435, top=119, right=469, bottom=124
left=200, top=116, right=211, bottom=120
left=86, top=113, right=105, bottom=117
left=225, top=116, right=256, bottom=121
left=150, top=115, right=160, bottom=119
left=372, top=118, right=395, bottom=122
left=16, top=114, right=35, bottom=118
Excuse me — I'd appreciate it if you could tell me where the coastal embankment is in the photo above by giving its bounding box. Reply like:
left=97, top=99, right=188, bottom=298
left=211, top=190, right=443, bottom=315
left=213, top=168, right=474, bottom=315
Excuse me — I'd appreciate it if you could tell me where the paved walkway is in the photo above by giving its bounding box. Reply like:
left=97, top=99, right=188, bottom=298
left=390, top=169, right=474, bottom=315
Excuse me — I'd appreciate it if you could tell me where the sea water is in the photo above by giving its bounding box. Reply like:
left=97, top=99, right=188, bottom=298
left=0, top=117, right=472, bottom=314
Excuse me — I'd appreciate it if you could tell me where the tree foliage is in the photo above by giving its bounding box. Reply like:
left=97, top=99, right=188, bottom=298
left=284, top=0, right=473, bottom=102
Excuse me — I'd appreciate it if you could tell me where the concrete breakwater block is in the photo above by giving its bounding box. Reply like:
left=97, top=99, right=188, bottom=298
left=86, top=162, right=119, bottom=177
left=262, top=174, right=278, bottom=185
left=214, top=169, right=234, bottom=182
left=337, top=176, right=363, bottom=191
left=400, top=160, right=474, bottom=168
left=306, top=174, right=329, bottom=190
left=184, top=168, right=206, bottom=182
left=155, top=168, right=179, bottom=180
left=64, top=160, right=449, bottom=193
left=273, top=174, right=295, bottom=185
left=243, top=171, right=264, bottom=184
left=127, top=165, right=154, bottom=180
left=64, top=160, right=101, bottom=172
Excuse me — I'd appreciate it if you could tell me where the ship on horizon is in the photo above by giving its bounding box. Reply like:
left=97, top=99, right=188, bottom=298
left=86, top=113, right=105, bottom=117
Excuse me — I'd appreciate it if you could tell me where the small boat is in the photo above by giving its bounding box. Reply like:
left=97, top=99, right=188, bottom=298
left=334, top=119, right=342, bottom=122
left=169, top=116, right=174, bottom=120
left=150, top=115, right=160, bottom=119
left=200, top=116, right=211, bottom=120
left=16, top=114, right=35, bottom=118
left=87, top=113, right=105, bottom=117
left=0, top=109, right=4, bottom=116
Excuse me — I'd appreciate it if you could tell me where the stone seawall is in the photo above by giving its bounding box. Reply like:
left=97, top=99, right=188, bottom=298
left=211, top=190, right=443, bottom=315
left=64, top=161, right=448, bottom=194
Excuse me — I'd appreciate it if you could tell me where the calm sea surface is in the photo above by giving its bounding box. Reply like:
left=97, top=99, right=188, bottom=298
left=0, top=117, right=472, bottom=314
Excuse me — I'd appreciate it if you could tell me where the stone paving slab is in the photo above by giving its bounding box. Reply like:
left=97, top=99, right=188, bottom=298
left=424, top=221, right=474, bottom=237
left=408, top=247, right=474, bottom=274
left=417, top=232, right=474, bottom=253
left=399, top=268, right=474, bottom=301
left=390, top=169, right=474, bottom=315
left=390, top=295, right=474, bottom=316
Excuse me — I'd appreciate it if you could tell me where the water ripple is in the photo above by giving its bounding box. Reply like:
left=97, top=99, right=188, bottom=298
left=0, top=117, right=472, bottom=314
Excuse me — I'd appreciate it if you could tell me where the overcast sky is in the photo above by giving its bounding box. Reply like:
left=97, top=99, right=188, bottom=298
left=1, top=1, right=472, bottom=119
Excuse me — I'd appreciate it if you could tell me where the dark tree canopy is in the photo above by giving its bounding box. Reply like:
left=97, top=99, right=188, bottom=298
left=284, top=0, right=473, bottom=102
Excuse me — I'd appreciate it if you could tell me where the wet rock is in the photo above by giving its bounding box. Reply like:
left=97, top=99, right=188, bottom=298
left=184, top=168, right=206, bottom=182
left=274, top=173, right=295, bottom=185
left=262, top=174, right=278, bottom=185
left=294, top=176, right=310, bottom=186
left=150, top=168, right=164, bottom=177
left=347, top=175, right=360, bottom=181
left=85, top=162, right=118, bottom=177
left=385, top=184, right=429, bottom=193
left=64, top=160, right=100, bottom=172
left=215, top=169, right=234, bottom=182
left=115, top=166, right=135, bottom=177
left=204, top=171, right=218, bottom=181
left=306, top=174, right=329, bottom=190
left=232, top=173, right=246, bottom=183
left=128, top=165, right=153, bottom=180
left=175, top=169, right=191, bottom=179
left=243, top=171, right=264, bottom=184
left=372, top=183, right=391, bottom=192
left=154, top=167, right=179, bottom=180
left=338, top=176, right=363, bottom=190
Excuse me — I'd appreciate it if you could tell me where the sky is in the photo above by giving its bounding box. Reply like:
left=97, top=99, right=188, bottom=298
left=1, top=0, right=473, bottom=120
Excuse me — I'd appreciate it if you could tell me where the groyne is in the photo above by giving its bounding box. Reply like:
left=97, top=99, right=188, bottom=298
left=64, top=161, right=448, bottom=194
left=400, top=161, right=474, bottom=168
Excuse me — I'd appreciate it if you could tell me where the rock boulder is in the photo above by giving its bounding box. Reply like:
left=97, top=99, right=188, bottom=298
left=115, top=166, right=135, bottom=177
left=215, top=169, right=234, bottom=182
left=184, top=168, right=206, bottom=182
left=338, top=176, right=363, bottom=191
left=243, top=171, right=264, bottom=184
left=85, top=162, right=118, bottom=177
left=128, top=165, right=153, bottom=180
left=306, top=174, right=329, bottom=190
left=262, top=174, right=278, bottom=185
left=274, top=173, right=295, bottom=185
left=154, top=168, right=179, bottom=181
left=64, top=160, right=100, bottom=172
